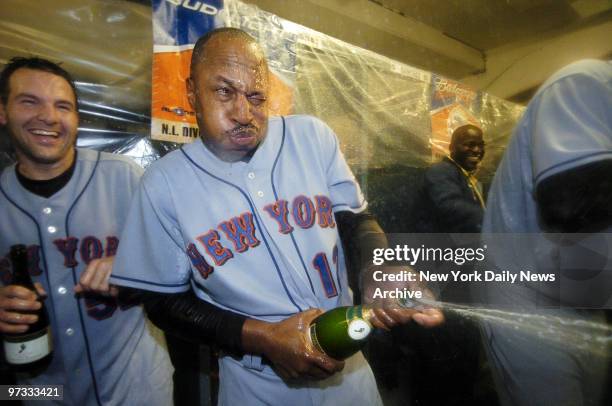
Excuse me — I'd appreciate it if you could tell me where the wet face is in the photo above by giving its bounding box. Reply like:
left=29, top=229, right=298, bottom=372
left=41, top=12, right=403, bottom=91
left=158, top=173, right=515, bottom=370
left=450, top=125, right=485, bottom=172
left=187, top=35, right=269, bottom=162
left=0, top=68, right=78, bottom=178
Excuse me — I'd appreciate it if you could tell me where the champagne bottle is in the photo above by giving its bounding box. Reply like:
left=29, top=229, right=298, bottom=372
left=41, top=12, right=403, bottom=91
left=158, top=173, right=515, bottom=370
left=3, top=244, right=53, bottom=372
left=308, top=305, right=373, bottom=360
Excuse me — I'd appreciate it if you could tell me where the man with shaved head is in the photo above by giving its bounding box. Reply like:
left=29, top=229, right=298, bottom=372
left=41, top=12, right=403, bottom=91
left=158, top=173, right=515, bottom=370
left=110, top=27, right=443, bottom=405
left=187, top=27, right=271, bottom=163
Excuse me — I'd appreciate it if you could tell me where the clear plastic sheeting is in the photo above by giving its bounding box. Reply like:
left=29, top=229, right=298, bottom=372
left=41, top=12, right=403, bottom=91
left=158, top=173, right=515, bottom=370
left=221, top=0, right=525, bottom=231
left=0, top=0, right=524, bottom=230
left=224, top=0, right=435, bottom=172
left=0, top=0, right=161, bottom=167
left=477, top=91, right=525, bottom=185
left=223, top=0, right=298, bottom=89
left=223, top=0, right=524, bottom=180
left=295, top=39, right=433, bottom=172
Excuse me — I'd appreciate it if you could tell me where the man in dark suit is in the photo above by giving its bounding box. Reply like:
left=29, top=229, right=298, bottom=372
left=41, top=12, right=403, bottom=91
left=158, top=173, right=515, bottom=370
left=416, top=124, right=485, bottom=233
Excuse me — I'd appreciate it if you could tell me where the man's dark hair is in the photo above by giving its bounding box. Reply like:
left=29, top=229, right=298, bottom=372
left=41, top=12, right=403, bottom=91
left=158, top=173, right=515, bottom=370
left=0, top=57, right=79, bottom=108
left=190, top=27, right=259, bottom=77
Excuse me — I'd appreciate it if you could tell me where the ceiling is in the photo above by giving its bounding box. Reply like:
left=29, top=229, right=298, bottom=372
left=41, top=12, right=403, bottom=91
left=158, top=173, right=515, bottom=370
left=377, top=0, right=606, bottom=51
left=246, top=0, right=612, bottom=103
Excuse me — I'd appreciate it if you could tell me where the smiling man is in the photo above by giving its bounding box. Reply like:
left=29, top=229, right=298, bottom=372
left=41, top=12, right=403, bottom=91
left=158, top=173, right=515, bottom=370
left=0, top=67, right=77, bottom=178
left=416, top=123, right=486, bottom=233
left=0, top=57, right=173, bottom=405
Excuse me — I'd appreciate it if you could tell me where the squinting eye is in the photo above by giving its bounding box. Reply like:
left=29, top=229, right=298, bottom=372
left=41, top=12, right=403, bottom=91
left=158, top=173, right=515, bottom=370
left=248, top=96, right=266, bottom=106
left=216, top=87, right=231, bottom=96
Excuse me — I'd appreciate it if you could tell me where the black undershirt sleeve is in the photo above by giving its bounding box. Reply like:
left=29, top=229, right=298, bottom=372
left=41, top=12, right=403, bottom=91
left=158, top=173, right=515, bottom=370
left=335, top=210, right=387, bottom=297
left=117, top=287, right=246, bottom=356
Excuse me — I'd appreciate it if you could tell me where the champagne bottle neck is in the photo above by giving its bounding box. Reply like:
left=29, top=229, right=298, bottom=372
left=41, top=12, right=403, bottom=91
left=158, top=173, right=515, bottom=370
left=359, top=306, right=374, bottom=323
left=10, top=245, right=36, bottom=291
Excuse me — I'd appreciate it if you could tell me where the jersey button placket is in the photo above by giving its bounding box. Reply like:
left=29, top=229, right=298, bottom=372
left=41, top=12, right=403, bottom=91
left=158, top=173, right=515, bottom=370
left=42, top=207, right=57, bottom=234
left=246, top=169, right=264, bottom=198
left=40, top=205, right=63, bottom=246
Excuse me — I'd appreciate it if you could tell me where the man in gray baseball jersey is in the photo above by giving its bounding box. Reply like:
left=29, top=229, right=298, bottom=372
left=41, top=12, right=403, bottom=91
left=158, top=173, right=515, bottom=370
left=0, top=57, right=173, bottom=405
left=480, top=59, right=612, bottom=406
left=110, top=28, right=443, bottom=405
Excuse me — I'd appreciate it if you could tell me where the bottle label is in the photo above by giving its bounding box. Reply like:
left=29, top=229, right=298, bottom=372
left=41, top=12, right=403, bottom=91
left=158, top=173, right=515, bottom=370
left=345, top=306, right=372, bottom=340
left=308, top=324, right=324, bottom=353
left=4, top=328, right=52, bottom=365
left=347, top=319, right=371, bottom=340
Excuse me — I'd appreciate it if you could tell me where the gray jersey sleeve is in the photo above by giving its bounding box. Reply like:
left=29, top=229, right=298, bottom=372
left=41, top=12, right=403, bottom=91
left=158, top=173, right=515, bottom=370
left=311, top=118, right=366, bottom=214
left=110, top=167, right=191, bottom=293
left=532, top=61, right=612, bottom=186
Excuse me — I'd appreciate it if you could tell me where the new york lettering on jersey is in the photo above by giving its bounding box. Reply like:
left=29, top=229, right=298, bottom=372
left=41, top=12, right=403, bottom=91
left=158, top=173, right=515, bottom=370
left=186, top=194, right=335, bottom=278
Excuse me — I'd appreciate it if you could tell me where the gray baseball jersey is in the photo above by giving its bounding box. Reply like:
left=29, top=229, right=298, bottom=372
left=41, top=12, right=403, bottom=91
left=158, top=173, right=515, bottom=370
left=110, top=115, right=382, bottom=405
left=0, top=148, right=173, bottom=405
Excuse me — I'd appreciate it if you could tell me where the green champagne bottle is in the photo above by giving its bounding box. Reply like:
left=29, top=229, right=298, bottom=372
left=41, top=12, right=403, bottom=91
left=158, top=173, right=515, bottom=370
left=308, top=305, right=373, bottom=360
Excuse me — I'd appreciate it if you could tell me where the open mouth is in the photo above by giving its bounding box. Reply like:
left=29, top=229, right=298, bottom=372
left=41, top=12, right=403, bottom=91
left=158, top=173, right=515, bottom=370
left=28, top=128, right=62, bottom=146
left=29, top=128, right=60, bottom=138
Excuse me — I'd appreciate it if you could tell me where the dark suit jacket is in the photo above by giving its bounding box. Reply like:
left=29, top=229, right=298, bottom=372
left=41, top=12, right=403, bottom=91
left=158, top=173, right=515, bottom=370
left=414, top=157, right=484, bottom=233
